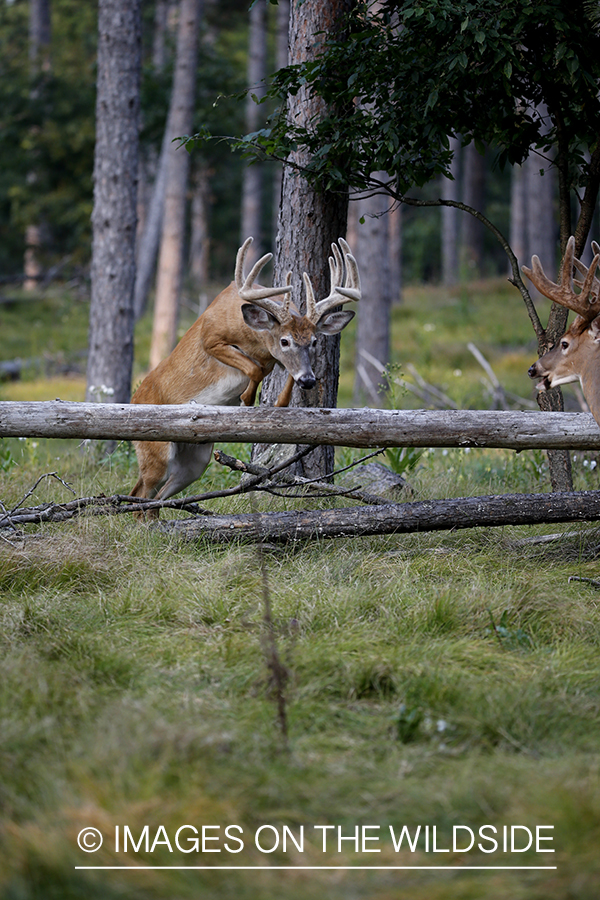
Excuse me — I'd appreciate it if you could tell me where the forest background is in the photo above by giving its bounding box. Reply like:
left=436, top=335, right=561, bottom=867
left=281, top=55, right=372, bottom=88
left=0, top=0, right=574, bottom=376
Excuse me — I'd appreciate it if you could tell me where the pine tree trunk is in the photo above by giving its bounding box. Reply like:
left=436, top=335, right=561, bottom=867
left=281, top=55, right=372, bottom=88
left=441, top=136, right=460, bottom=285
left=24, top=0, right=51, bottom=291
left=86, top=0, right=141, bottom=405
left=510, top=163, right=528, bottom=274
left=189, top=161, right=210, bottom=288
left=271, top=0, right=290, bottom=245
left=133, top=0, right=175, bottom=320
left=521, top=108, right=571, bottom=492
left=134, top=130, right=168, bottom=321
left=388, top=202, right=402, bottom=305
left=353, top=187, right=392, bottom=406
left=525, top=147, right=556, bottom=295
left=251, top=0, right=352, bottom=480
left=240, top=0, right=267, bottom=265
left=461, top=142, right=486, bottom=276
left=149, top=0, right=202, bottom=369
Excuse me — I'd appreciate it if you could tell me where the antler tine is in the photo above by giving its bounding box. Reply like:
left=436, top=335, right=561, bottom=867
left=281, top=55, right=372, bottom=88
left=303, top=272, right=317, bottom=321
left=522, top=235, right=600, bottom=321
left=573, top=251, right=600, bottom=317
left=235, top=237, right=293, bottom=322
left=308, top=239, right=362, bottom=322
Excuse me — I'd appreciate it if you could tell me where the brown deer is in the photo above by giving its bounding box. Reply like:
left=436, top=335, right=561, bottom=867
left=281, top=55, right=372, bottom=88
left=524, top=236, right=600, bottom=421
left=130, top=237, right=361, bottom=513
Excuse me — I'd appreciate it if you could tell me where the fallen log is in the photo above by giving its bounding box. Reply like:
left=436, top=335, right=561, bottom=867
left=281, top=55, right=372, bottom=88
left=1, top=401, right=600, bottom=450
left=160, top=490, right=600, bottom=544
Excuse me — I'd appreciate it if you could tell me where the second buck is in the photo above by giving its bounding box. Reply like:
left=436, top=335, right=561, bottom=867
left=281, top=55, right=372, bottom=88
left=524, top=236, right=600, bottom=422
left=130, top=237, right=361, bottom=512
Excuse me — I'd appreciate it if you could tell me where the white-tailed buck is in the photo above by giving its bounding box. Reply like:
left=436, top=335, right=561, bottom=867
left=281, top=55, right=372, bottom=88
left=524, top=235, right=600, bottom=422
left=130, top=237, right=361, bottom=514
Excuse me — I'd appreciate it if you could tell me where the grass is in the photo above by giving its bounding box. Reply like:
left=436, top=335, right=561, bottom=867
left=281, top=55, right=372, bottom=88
left=1, top=281, right=600, bottom=898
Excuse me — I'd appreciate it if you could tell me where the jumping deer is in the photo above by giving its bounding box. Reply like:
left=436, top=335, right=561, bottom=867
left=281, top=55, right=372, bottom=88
left=130, top=237, right=361, bottom=513
left=524, top=236, right=600, bottom=422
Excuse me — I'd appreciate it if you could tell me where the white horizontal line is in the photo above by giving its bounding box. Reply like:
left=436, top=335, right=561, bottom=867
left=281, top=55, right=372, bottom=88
left=74, top=865, right=558, bottom=871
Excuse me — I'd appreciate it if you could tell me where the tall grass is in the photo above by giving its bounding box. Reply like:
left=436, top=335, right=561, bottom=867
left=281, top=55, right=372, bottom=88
left=1, top=282, right=600, bottom=898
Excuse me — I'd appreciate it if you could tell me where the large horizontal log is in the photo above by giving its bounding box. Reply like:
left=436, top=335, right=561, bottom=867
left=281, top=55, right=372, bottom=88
left=1, top=400, right=600, bottom=450
left=162, top=490, right=600, bottom=543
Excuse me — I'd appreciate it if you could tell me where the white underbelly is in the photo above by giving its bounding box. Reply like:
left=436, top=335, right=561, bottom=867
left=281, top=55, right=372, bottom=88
left=191, top=367, right=250, bottom=406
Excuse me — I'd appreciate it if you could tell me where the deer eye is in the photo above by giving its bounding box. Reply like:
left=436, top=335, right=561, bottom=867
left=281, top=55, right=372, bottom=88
left=280, top=338, right=290, bottom=348
left=561, top=340, right=569, bottom=350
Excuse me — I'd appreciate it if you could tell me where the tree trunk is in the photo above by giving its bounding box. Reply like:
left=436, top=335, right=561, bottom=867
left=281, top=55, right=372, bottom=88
left=441, top=136, right=460, bottom=285
left=240, top=0, right=267, bottom=265
left=510, top=163, right=527, bottom=274
left=461, top=142, right=486, bottom=276
left=389, top=201, right=402, bottom=304
left=251, top=0, right=352, bottom=480
left=189, top=161, right=210, bottom=288
left=86, top=0, right=141, bottom=405
left=526, top=150, right=556, bottom=295
left=353, top=187, right=392, bottom=405
left=133, top=0, right=176, bottom=320
left=522, top=109, right=571, bottom=492
left=24, top=0, right=52, bottom=292
left=134, top=130, right=168, bottom=321
left=149, top=0, right=202, bottom=369
left=271, top=0, right=290, bottom=245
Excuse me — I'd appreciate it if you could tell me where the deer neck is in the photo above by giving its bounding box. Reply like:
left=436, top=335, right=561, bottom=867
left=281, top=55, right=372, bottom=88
left=578, top=339, right=600, bottom=424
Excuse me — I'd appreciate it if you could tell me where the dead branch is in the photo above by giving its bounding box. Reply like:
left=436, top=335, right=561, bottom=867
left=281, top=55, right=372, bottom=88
left=0, top=446, right=399, bottom=530
left=3, top=401, right=600, bottom=450
left=160, top=489, right=600, bottom=544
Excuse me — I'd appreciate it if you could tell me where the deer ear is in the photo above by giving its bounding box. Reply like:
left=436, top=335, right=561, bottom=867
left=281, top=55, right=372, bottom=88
left=241, top=303, right=277, bottom=332
left=590, top=316, right=600, bottom=342
left=315, top=309, right=355, bottom=335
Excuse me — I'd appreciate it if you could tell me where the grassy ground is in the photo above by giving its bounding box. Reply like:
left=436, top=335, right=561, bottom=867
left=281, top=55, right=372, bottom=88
left=1, top=281, right=600, bottom=898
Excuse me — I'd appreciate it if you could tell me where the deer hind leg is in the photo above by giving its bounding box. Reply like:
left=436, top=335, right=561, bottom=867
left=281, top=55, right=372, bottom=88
left=155, top=441, right=214, bottom=501
left=131, top=440, right=214, bottom=520
left=131, top=440, right=170, bottom=520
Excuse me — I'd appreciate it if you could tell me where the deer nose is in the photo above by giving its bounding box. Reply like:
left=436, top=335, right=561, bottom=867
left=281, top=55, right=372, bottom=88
left=528, top=363, right=538, bottom=378
left=297, top=375, right=316, bottom=391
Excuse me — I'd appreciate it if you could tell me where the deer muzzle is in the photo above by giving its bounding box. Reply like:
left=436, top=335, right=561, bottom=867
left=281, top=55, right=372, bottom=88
left=296, top=373, right=317, bottom=391
left=528, top=359, right=551, bottom=391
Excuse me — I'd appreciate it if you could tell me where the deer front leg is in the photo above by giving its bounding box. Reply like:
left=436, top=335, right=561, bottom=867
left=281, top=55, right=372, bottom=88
left=208, top=341, right=265, bottom=384
left=240, top=378, right=261, bottom=406
left=274, top=373, right=295, bottom=407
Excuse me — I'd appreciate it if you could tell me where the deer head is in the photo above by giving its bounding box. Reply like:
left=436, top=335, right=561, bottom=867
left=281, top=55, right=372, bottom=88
left=236, top=236, right=360, bottom=390
left=524, top=236, right=600, bottom=421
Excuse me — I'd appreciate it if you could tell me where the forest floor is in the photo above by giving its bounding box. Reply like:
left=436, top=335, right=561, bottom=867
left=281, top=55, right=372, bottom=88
left=1, top=279, right=599, bottom=899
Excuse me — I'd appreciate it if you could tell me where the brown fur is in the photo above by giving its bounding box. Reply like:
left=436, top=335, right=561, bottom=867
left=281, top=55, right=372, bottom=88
left=130, top=281, right=354, bottom=516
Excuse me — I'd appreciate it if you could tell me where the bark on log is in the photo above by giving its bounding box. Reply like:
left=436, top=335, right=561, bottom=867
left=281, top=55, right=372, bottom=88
left=160, top=490, right=600, bottom=544
left=1, top=402, right=600, bottom=450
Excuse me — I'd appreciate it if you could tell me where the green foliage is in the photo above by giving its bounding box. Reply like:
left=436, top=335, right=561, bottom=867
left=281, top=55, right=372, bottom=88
left=0, top=0, right=251, bottom=281
left=231, top=0, right=600, bottom=206
left=385, top=445, right=423, bottom=477
left=486, top=609, right=534, bottom=651
left=0, top=440, right=16, bottom=473
left=0, top=0, right=97, bottom=274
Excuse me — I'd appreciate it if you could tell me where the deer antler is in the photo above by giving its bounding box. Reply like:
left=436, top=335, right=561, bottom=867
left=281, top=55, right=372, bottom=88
left=235, top=237, right=293, bottom=323
left=305, top=238, right=361, bottom=323
left=522, top=236, right=600, bottom=327
left=573, top=240, right=600, bottom=304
